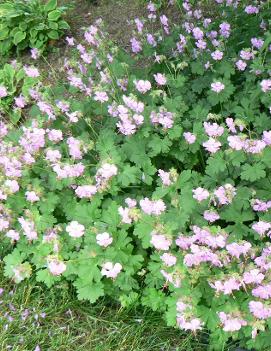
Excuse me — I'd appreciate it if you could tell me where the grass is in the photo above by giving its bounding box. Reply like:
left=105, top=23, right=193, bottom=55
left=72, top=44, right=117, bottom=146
left=0, top=264, right=209, bottom=351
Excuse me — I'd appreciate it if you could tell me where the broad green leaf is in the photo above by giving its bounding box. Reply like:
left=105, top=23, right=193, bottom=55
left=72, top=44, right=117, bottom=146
left=13, top=31, right=26, bottom=45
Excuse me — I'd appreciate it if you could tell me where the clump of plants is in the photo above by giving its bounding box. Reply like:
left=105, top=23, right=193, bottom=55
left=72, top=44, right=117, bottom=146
left=0, top=61, right=40, bottom=124
left=0, top=0, right=70, bottom=56
left=1, top=1, right=271, bottom=350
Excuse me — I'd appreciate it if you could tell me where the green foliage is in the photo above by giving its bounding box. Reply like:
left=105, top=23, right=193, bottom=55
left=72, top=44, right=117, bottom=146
left=0, top=0, right=70, bottom=56
left=0, top=62, right=39, bottom=123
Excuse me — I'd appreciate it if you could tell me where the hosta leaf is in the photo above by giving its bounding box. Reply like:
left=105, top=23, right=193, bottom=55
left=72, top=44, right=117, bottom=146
left=13, top=31, right=26, bottom=45
left=48, top=10, right=62, bottom=21
left=44, top=0, right=57, bottom=12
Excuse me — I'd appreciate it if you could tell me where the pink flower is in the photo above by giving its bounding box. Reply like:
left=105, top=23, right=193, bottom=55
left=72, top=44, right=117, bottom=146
left=203, top=122, right=224, bottom=137
left=252, top=221, right=271, bottom=236
left=183, top=132, right=196, bottom=144
left=251, top=38, right=264, bottom=49
left=235, top=60, right=247, bottom=71
left=249, top=301, right=271, bottom=320
left=14, top=95, right=26, bottom=109
left=177, top=315, right=203, bottom=331
left=47, top=259, right=66, bottom=276
left=146, top=33, right=157, bottom=47
left=24, top=66, right=40, bottom=78
left=125, top=198, right=137, bottom=208
left=252, top=284, right=271, bottom=299
left=154, top=73, right=167, bottom=86
left=95, top=163, right=118, bottom=186
left=192, top=27, right=204, bottom=40
left=134, top=80, right=152, bottom=94
left=45, top=149, right=62, bottom=163
left=160, top=253, right=177, bottom=266
left=196, top=39, right=207, bottom=50
left=101, top=262, right=122, bottom=278
left=227, top=135, right=244, bottom=150
left=192, top=187, right=209, bottom=202
left=211, top=82, right=225, bottom=93
left=135, top=18, right=144, bottom=33
left=96, top=232, right=113, bottom=247
left=218, top=312, right=247, bottom=332
left=226, top=117, right=237, bottom=133
left=66, top=36, right=75, bottom=46
left=94, top=91, right=109, bottom=102
left=260, top=79, right=271, bottom=93
left=150, top=110, right=174, bottom=129
left=6, top=230, right=20, bottom=241
left=66, top=221, right=85, bottom=238
left=160, top=15, right=168, bottom=27
left=150, top=233, right=171, bottom=250
left=67, top=137, right=82, bottom=160
left=226, top=242, right=251, bottom=259
left=203, top=210, right=220, bottom=222
left=263, top=131, right=271, bottom=145
left=214, top=184, right=236, bottom=205
left=30, top=48, right=40, bottom=60
left=202, top=138, right=221, bottom=153
left=75, top=185, right=97, bottom=199
left=47, top=129, right=63, bottom=143
left=252, top=199, right=271, bottom=212
left=130, top=38, right=142, bottom=53
left=118, top=206, right=132, bottom=224
left=5, top=179, right=19, bottom=193
left=158, top=169, right=172, bottom=186
left=211, top=50, right=223, bottom=60
left=245, top=5, right=259, bottom=14
left=0, top=86, right=8, bottom=98
left=139, top=198, right=166, bottom=215
left=0, top=218, right=9, bottom=231
left=240, top=50, right=254, bottom=60
left=219, top=22, right=230, bottom=37
left=25, top=191, right=40, bottom=203
left=18, top=217, right=38, bottom=241
left=243, top=269, right=264, bottom=285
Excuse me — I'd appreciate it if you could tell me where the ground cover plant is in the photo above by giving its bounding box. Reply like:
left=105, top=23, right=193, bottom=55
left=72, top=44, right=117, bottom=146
left=1, top=0, right=271, bottom=350
left=0, top=0, right=70, bottom=57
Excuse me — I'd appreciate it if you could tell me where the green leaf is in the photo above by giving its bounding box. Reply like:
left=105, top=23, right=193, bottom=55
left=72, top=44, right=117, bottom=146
left=198, top=306, right=219, bottom=330
left=148, top=135, right=172, bottom=156
left=101, top=201, right=120, bottom=228
left=48, top=30, right=59, bottom=40
left=58, top=20, right=70, bottom=30
left=48, top=10, right=62, bottom=21
left=44, top=0, right=57, bottom=12
left=36, top=269, right=57, bottom=288
left=142, top=288, right=166, bottom=311
left=4, top=249, right=25, bottom=278
left=74, top=280, right=104, bottom=302
left=49, top=21, right=58, bottom=30
left=0, top=28, right=9, bottom=41
left=206, top=153, right=227, bottom=177
left=241, top=163, right=266, bottom=182
left=118, top=165, right=139, bottom=187
left=133, top=217, right=154, bottom=248
left=13, top=31, right=26, bottom=45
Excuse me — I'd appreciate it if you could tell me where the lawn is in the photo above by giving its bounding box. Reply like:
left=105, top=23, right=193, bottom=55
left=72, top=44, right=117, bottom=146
left=0, top=265, right=208, bottom=351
